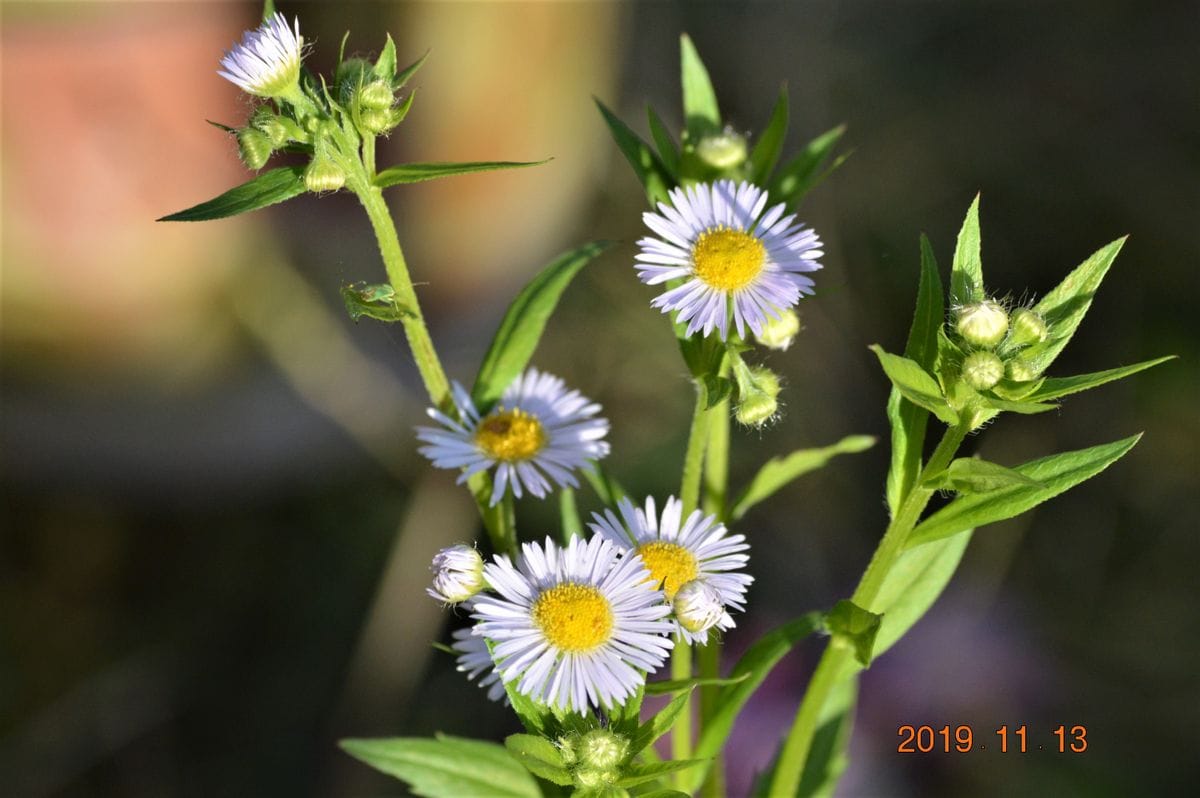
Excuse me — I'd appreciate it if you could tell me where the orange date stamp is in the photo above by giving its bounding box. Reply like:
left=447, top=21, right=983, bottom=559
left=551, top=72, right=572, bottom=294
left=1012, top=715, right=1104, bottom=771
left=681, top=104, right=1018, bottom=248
left=896, top=724, right=1088, bottom=753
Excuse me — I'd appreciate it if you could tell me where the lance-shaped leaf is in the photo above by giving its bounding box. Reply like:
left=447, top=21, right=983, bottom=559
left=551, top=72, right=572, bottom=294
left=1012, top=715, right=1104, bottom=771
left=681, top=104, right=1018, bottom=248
left=504, top=734, right=573, bottom=786
left=647, top=104, right=680, bottom=175
left=375, top=159, right=547, bottom=188
left=1022, top=356, right=1175, bottom=403
left=770, top=124, right=847, bottom=211
left=748, top=85, right=789, bottom=184
left=907, top=434, right=1142, bottom=547
left=870, top=346, right=959, bottom=425
left=681, top=613, right=824, bottom=794
left=617, top=759, right=706, bottom=789
left=702, top=374, right=734, bottom=410
left=596, top=99, right=673, bottom=207
left=873, top=532, right=972, bottom=655
left=825, top=600, right=882, bottom=667
left=339, top=735, right=541, bottom=798
left=680, top=34, right=720, bottom=139
left=471, top=241, right=610, bottom=408
left=924, top=458, right=1042, bottom=493
left=644, top=673, right=749, bottom=695
left=949, top=194, right=983, bottom=305
left=340, top=282, right=415, bottom=323
left=979, top=396, right=1059, bottom=415
left=607, top=682, right=645, bottom=738
left=628, top=689, right=692, bottom=756
left=730, top=435, right=876, bottom=520
left=796, top=676, right=857, bottom=798
left=393, top=50, right=429, bottom=90
left=373, top=33, right=397, bottom=83
left=158, top=165, right=306, bottom=222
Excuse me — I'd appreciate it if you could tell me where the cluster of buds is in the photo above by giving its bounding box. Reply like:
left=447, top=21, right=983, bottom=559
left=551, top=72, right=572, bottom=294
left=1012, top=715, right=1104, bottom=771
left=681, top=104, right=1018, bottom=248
left=335, top=57, right=412, bottom=137
left=557, top=729, right=630, bottom=789
left=952, top=298, right=1050, bottom=391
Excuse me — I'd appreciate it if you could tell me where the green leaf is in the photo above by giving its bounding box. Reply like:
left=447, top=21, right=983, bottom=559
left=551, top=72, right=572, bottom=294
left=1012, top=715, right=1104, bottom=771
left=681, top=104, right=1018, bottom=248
left=560, top=488, right=583, bottom=544
left=679, top=34, right=720, bottom=139
left=617, top=760, right=706, bottom=788
left=991, top=377, right=1046, bottom=401
left=1023, top=356, right=1175, bottom=403
left=373, top=33, right=398, bottom=83
left=628, top=689, right=692, bottom=756
left=340, top=282, right=415, bottom=323
left=647, top=105, right=680, bottom=175
left=374, top=159, right=547, bottom=188
left=949, top=194, right=983, bottom=305
left=340, top=735, right=541, bottom=798
left=607, top=682, right=645, bottom=738
left=885, top=235, right=944, bottom=517
left=337, top=31, right=350, bottom=68
left=1025, top=237, right=1126, bottom=371
left=505, top=734, right=573, bottom=786
left=158, top=165, right=305, bottom=222
left=907, top=434, right=1142, bottom=548
left=796, top=676, right=857, bottom=798
left=872, top=532, right=972, bottom=655
left=394, top=50, right=429, bottom=90
left=261, top=0, right=275, bottom=22
left=636, top=791, right=691, bottom=798
left=730, top=435, right=876, bottom=520
left=825, top=600, right=882, bottom=667
left=771, top=124, right=847, bottom=211
left=980, top=396, right=1059, bottom=415
left=500, top=667, right=555, bottom=737
left=748, top=86, right=789, bottom=184
left=471, top=241, right=610, bottom=408
left=644, top=673, right=749, bottom=695
left=682, top=613, right=823, bottom=793
left=869, top=346, right=958, bottom=425
left=596, top=99, right=673, bottom=207
left=702, top=374, right=733, bottom=409
left=924, top=457, right=1042, bottom=493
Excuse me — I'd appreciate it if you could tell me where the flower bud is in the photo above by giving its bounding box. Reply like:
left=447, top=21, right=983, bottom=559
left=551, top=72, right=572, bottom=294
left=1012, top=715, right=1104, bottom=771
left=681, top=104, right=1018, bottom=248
left=955, top=300, right=1009, bottom=349
left=735, top=393, right=777, bottom=427
left=359, top=108, right=394, bottom=136
left=574, top=768, right=618, bottom=789
left=696, top=128, right=748, bottom=171
left=304, top=155, right=346, bottom=193
left=251, top=108, right=291, bottom=148
left=1008, top=308, right=1048, bottom=348
left=734, top=365, right=781, bottom=427
left=359, top=79, right=395, bottom=110
left=1006, top=357, right=1038, bottom=383
left=962, top=351, right=1004, bottom=391
left=754, top=309, right=802, bottom=351
left=674, top=579, right=725, bottom=634
left=577, top=729, right=629, bottom=771
left=426, top=544, right=485, bottom=604
left=237, top=127, right=273, bottom=171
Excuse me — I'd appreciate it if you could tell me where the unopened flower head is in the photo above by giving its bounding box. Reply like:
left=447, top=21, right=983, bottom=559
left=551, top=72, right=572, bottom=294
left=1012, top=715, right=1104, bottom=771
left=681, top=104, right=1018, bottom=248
left=218, top=13, right=304, bottom=99
left=428, top=544, right=485, bottom=604
left=635, top=180, right=823, bottom=340
left=1006, top=357, right=1038, bottom=382
left=696, top=128, right=748, bottom=170
left=962, top=350, right=1004, bottom=391
left=304, top=154, right=345, bottom=193
left=450, top=628, right=506, bottom=703
left=416, top=368, right=610, bottom=506
left=589, top=495, right=752, bottom=644
left=754, top=308, right=802, bottom=350
left=673, top=579, right=725, bottom=634
left=955, top=299, right=1009, bottom=349
left=1009, top=308, right=1049, bottom=348
left=471, top=536, right=675, bottom=713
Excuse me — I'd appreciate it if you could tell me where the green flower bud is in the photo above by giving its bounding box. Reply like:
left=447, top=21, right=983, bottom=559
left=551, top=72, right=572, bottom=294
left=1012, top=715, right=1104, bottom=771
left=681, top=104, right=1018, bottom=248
left=962, top=351, right=1004, bottom=391
left=732, top=362, right=781, bottom=428
left=754, top=309, right=802, bottom=351
left=237, top=127, right=273, bottom=171
left=1009, top=308, right=1048, bottom=348
left=304, top=155, right=345, bottom=193
left=1006, top=357, right=1038, bottom=383
left=577, top=729, right=629, bottom=771
left=359, top=108, right=394, bottom=136
left=574, top=767, right=619, bottom=789
left=955, top=300, right=1009, bottom=348
left=696, top=128, right=748, bottom=170
left=736, top=392, right=778, bottom=427
left=556, top=736, right=578, bottom=768
left=360, top=79, right=395, bottom=110
left=335, top=57, right=372, bottom=104
left=251, top=108, right=290, bottom=148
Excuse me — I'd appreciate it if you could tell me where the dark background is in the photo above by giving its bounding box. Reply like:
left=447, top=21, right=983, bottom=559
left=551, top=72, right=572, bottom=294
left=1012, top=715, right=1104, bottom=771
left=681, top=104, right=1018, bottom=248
left=2, top=2, right=1197, bottom=796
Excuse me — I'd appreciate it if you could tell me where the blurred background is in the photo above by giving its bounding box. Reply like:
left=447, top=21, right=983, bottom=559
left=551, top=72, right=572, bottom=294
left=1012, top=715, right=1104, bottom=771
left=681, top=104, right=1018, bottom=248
left=2, top=1, right=1197, bottom=796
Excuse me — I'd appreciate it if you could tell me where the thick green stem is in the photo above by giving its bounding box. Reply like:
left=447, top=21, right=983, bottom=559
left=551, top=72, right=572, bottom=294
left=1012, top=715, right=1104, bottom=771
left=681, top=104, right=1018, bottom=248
left=698, top=378, right=729, bottom=798
left=670, top=638, right=693, bottom=775
left=768, top=422, right=970, bottom=797
left=679, top=380, right=714, bottom=516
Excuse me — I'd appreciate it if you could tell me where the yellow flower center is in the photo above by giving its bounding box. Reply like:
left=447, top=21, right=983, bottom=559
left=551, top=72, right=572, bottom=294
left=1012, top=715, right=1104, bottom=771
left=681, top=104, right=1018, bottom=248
left=637, top=541, right=700, bottom=600
left=531, top=583, right=614, bottom=652
left=691, top=227, right=766, bottom=292
left=474, top=408, right=547, bottom=462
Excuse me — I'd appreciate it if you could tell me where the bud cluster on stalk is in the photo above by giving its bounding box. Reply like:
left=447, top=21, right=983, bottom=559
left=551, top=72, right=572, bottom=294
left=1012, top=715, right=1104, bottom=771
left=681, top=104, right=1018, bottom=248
left=951, top=297, right=1050, bottom=392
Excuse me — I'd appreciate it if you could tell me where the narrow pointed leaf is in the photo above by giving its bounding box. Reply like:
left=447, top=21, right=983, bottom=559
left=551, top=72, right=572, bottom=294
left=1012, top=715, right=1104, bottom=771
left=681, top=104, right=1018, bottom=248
left=924, top=458, right=1042, bottom=493
left=771, top=124, right=846, bottom=210
left=991, top=377, right=1046, bottom=401
left=596, top=99, right=672, bottom=206
left=472, top=241, right=611, bottom=408
left=949, top=194, right=983, bottom=304
left=731, top=435, right=876, bottom=520
left=616, top=760, right=706, bottom=788
left=158, top=165, right=305, bottom=222
left=702, top=374, right=733, bottom=409
left=908, top=434, right=1142, bottom=547
left=375, top=159, right=547, bottom=188
left=644, top=673, right=749, bottom=695
left=981, top=396, right=1059, bottom=415
left=873, top=532, right=972, bottom=655
left=748, top=85, right=789, bottom=184
left=607, top=682, right=645, bottom=737
left=394, top=50, right=429, bottom=90
left=504, top=734, right=573, bottom=786
left=628, top=689, right=692, bottom=756
left=373, top=33, right=398, bottom=82
left=825, top=600, right=882, bottom=667
left=796, top=676, right=857, bottom=798
left=680, top=34, right=720, bottom=138
left=1023, top=356, right=1175, bottom=403
left=637, top=791, right=691, bottom=798
left=870, top=346, right=959, bottom=425
left=339, top=736, right=540, bottom=798
left=647, top=105, right=680, bottom=175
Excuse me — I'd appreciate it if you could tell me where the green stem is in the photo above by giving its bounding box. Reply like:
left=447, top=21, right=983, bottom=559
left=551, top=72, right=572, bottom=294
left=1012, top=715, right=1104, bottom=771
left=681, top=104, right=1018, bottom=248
left=362, top=133, right=377, bottom=179
left=699, top=371, right=729, bottom=798
left=670, top=637, right=693, bottom=774
left=768, top=421, right=970, bottom=797
left=679, top=380, right=714, bottom=516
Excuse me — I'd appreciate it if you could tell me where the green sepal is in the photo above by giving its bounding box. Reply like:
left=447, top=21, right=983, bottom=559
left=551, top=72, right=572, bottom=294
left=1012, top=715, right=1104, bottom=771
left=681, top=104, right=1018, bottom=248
left=907, top=434, right=1142, bottom=548
left=824, top=600, right=882, bottom=667
left=729, top=435, right=876, bottom=520
left=679, top=34, right=720, bottom=140
left=471, top=241, right=611, bottom=408
left=949, top=194, right=983, bottom=305
left=504, top=734, right=574, bottom=786
left=627, top=689, right=692, bottom=756
left=158, top=165, right=305, bottom=222
left=646, top=105, right=680, bottom=176
left=923, top=457, right=1042, bottom=493
left=748, top=85, right=789, bottom=184
left=615, top=760, right=706, bottom=788
left=374, top=159, right=548, bottom=188
left=702, top=374, right=733, bottom=409
left=769, top=124, right=848, bottom=211
left=644, top=672, right=749, bottom=695
left=869, top=345, right=958, bottom=425
left=595, top=99, right=673, bottom=207
left=1022, top=356, right=1175, bottom=403
left=374, top=33, right=398, bottom=83
left=339, top=734, right=541, bottom=798
left=340, top=282, right=415, bottom=323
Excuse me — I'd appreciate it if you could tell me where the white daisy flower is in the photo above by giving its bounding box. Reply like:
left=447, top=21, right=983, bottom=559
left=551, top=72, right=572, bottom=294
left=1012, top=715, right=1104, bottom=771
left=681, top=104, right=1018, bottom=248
left=427, top=544, right=485, bottom=604
left=416, top=368, right=610, bottom=506
left=451, top=627, right=507, bottom=704
left=218, top=13, right=304, bottom=98
left=589, top=496, right=752, bottom=644
left=471, top=536, right=675, bottom=713
left=635, top=180, right=823, bottom=340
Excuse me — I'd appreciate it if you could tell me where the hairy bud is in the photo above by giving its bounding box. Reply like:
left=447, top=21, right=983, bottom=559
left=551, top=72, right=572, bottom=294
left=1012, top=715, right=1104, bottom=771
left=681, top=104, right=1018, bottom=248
left=955, top=300, right=1009, bottom=349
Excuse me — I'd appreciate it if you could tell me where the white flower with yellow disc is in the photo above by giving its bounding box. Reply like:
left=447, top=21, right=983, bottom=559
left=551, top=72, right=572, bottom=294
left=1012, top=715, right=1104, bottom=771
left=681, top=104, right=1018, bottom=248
left=635, top=179, right=822, bottom=340
left=589, top=496, right=752, bottom=644
left=416, top=368, right=610, bottom=506
left=470, top=536, right=674, bottom=714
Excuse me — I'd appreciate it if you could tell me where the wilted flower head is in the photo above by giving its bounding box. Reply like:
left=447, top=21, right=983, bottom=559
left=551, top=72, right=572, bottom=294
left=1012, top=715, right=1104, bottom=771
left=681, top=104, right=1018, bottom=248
left=218, top=13, right=304, bottom=99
